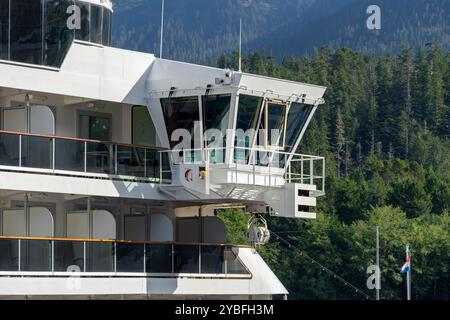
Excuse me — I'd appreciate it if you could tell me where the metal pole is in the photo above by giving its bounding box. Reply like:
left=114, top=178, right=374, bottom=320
left=376, top=226, right=380, bottom=300
left=238, top=17, right=242, bottom=72
left=406, top=244, right=411, bottom=300
left=159, top=0, right=165, bottom=58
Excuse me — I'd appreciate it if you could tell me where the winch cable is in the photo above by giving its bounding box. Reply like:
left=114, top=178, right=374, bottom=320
left=270, top=230, right=373, bottom=300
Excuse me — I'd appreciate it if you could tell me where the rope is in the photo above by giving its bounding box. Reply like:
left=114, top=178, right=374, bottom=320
left=271, top=231, right=373, bottom=300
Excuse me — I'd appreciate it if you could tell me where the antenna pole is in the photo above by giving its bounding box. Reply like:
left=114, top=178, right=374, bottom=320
left=160, top=0, right=165, bottom=58
left=238, top=16, right=242, bottom=72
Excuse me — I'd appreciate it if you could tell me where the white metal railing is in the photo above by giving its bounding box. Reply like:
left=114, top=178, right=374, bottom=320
left=160, top=146, right=325, bottom=193
left=0, top=130, right=172, bottom=184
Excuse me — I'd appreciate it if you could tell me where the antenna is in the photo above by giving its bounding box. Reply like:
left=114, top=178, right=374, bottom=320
left=239, top=16, right=242, bottom=72
left=238, top=0, right=251, bottom=72
left=159, top=0, right=165, bottom=58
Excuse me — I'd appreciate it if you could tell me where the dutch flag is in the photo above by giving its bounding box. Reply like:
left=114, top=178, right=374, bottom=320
left=400, top=258, right=411, bottom=274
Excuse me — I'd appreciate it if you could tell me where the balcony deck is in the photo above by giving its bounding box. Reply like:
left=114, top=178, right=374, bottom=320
left=0, top=236, right=250, bottom=278
left=0, top=130, right=172, bottom=184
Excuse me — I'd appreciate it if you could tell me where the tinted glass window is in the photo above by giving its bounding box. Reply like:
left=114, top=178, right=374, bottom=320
left=10, top=0, right=43, bottom=64
left=285, top=103, right=313, bottom=152
left=132, top=106, right=156, bottom=146
left=161, top=97, right=200, bottom=149
left=202, top=95, right=231, bottom=134
left=0, top=0, right=8, bottom=60
left=267, top=103, right=287, bottom=147
left=236, top=95, right=262, bottom=133
left=102, top=7, right=111, bottom=45
left=89, top=3, right=102, bottom=44
left=44, top=0, right=75, bottom=67
left=75, top=0, right=89, bottom=41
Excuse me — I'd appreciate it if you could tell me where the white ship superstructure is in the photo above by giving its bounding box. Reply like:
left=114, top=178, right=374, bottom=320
left=0, top=0, right=326, bottom=299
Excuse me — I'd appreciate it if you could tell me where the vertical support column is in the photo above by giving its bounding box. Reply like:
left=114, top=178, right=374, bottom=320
left=18, top=239, right=21, bottom=272
left=84, top=141, right=87, bottom=172
left=83, top=241, right=87, bottom=272
left=24, top=193, right=29, bottom=237
left=52, top=137, right=56, bottom=170
left=19, top=135, right=22, bottom=167
left=87, top=197, right=92, bottom=240
left=51, top=240, right=55, bottom=273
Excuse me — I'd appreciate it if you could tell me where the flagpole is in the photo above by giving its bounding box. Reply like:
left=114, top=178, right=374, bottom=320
left=406, top=244, right=411, bottom=300
left=376, top=226, right=380, bottom=300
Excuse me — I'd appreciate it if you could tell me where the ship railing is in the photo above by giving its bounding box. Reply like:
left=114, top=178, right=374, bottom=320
left=0, top=236, right=250, bottom=278
left=161, top=146, right=325, bottom=193
left=0, top=130, right=172, bottom=184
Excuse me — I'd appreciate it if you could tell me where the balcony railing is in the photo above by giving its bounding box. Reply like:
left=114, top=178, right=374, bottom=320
left=0, top=130, right=172, bottom=184
left=0, top=236, right=250, bottom=277
left=163, top=146, right=325, bottom=193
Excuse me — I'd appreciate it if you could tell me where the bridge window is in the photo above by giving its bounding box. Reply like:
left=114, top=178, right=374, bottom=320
left=266, top=102, right=287, bottom=148
left=44, top=0, right=75, bottom=67
left=75, top=0, right=90, bottom=42
left=10, top=0, right=43, bottom=65
left=90, top=3, right=102, bottom=44
left=0, top=0, right=112, bottom=67
left=132, top=106, right=156, bottom=146
left=161, top=96, right=200, bottom=149
left=0, top=0, right=8, bottom=60
left=285, top=103, right=313, bottom=153
left=202, top=95, right=231, bottom=163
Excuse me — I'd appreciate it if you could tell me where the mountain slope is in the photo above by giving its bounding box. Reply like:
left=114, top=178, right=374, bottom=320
left=112, top=0, right=315, bottom=63
left=262, top=0, right=450, bottom=58
left=111, top=0, right=450, bottom=63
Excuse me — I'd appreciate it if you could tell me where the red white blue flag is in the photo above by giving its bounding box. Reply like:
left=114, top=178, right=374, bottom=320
left=400, top=258, right=411, bottom=273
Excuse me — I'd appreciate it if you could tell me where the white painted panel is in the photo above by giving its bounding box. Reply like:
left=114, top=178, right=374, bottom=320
left=1, top=208, right=53, bottom=237
left=150, top=214, right=173, bottom=242
left=93, top=210, right=116, bottom=239
left=66, top=210, right=116, bottom=239
left=124, top=216, right=146, bottom=241
left=3, top=108, right=27, bottom=132
left=29, top=207, right=54, bottom=237
left=2, top=209, right=26, bottom=236
left=66, top=211, right=89, bottom=238
left=30, top=106, right=55, bottom=135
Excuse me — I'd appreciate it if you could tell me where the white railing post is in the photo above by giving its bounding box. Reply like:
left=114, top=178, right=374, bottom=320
left=18, top=135, right=22, bottom=167
left=300, top=155, right=304, bottom=184
left=83, top=241, right=86, bottom=272
left=52, top=138, right=56, bottom=170
left=322, top=158, right=326, bottom=192
left=18, top=239, right=21, bottom=272
left=51, top=240, right=55, bottom=273
left=84, top=141, right=87, bottom=172
left=310, top=158, right=314, bottom=185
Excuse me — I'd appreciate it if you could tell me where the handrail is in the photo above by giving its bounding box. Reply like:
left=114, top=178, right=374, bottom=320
left=0, top=130, right=167, bottom=151
left=0, top=235, right=251, bottom=248
left=0, top=129, right=173, bottom=184
left=0, top=236, right=251, bottom=276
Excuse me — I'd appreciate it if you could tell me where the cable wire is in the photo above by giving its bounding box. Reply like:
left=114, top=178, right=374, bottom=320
left=271, top=230, right=373, bottom=300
